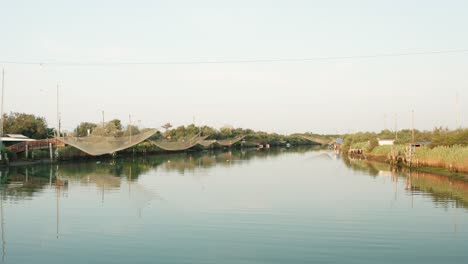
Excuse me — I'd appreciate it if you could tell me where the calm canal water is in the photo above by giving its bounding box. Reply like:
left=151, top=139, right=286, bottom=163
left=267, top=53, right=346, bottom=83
left=0, top=147, right=467, bottom=263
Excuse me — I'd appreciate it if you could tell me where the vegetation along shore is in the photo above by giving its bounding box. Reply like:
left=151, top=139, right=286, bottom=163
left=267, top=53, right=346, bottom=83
left=0, top=112, right=466, bottom=177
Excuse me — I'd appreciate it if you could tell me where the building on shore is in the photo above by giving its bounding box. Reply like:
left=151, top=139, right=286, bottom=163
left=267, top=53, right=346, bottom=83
left=1, top=134, right=36, bottom=147
left=407, top=141, right=432, bottom=153
left=377, top=138, right=395, bottom=146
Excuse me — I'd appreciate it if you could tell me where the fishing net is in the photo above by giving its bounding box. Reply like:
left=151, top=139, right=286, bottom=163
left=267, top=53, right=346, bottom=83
left=149, top=135, right=209, bottom=151
left=215, top=136, right=245, bottom=147
left=300, top=135, right=332, bottom=145
left=60, top=129, right=157, bottom=156
left=198, top=136, right=245, bottom=147
left=197, top=140, right=217, bottom=148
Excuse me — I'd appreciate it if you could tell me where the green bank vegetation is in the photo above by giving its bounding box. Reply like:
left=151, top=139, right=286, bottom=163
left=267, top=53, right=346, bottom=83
left=342, top=128, right=468, bottom=173
left=2, top=112, right=336, bottom=162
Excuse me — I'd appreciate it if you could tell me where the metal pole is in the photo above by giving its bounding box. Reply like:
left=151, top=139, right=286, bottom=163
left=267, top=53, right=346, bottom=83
left=56, top=84, right=60, bottom=138
left=411, top=110, right=415, bottom=143
left=0, top=69, right=4, bottom=148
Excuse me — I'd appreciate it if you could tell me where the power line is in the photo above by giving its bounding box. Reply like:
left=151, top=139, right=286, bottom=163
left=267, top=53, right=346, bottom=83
left=1, top=49, right=468, bottom=66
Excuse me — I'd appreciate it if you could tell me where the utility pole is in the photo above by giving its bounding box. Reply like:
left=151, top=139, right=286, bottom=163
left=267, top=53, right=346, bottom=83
left=0, top=69, right=4, bottom=147
left=102, top=111, right=105, bottom=128
left=56, top=84, right=61, bottom=138
left=456, top=91, right=460, bottom=129
left=394, top=113, right=398, bottom=140
left=411, top=110, right=415, bottom=143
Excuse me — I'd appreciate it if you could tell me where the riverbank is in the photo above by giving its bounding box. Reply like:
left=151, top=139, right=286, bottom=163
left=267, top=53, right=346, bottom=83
left=347, top=144, right=468, bottom=180
left=3, top=143, right=322, bottom=167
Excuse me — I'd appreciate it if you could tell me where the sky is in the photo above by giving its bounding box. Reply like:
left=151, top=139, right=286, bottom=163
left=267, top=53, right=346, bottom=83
left=0, top=0, right=467, bottom=134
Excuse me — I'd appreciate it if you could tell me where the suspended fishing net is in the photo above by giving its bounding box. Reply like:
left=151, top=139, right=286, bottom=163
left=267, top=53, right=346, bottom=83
left=197, top=140, right=217, bottom=148
left=149, top=135, right=209, bottom=151
left=215, top=136, right=245, bottom=147
left=198, top=136, right=245, bottom=147
left=300, top=135, right=332, bottom=145
left=60, top=129, right=157, bottom=156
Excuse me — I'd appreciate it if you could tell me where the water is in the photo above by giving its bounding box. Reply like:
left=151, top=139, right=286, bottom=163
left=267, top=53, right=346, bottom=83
left=0, top=147, right=467, bottom=263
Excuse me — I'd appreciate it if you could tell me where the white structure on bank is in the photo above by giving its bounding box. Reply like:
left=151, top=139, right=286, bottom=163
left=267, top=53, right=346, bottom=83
left=377, top=138, right=395, bottom=146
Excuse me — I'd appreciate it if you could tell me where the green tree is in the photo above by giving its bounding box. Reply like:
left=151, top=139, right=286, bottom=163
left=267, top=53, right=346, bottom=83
left=367, top=138, right=379, bottom=152
left=3, top=112, right=48, bottom=139
left=123, top=125, right=140, bottom=136
left=92, top=121, right=122, bottom=137
left=74, top=122, right=98, bottom=137
left=108, top=119, right=123, bottom=131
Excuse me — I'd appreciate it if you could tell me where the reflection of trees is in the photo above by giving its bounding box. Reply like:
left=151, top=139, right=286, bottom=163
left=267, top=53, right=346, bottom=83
left=342, top=156, right=381, bottom=177
left=0, top=146, right=321, bottom=200
left=346, top=158, right=468, bottom=209
left=409, top=171, right=468, bottom=209
left=0, top=167, right=53, bottom=201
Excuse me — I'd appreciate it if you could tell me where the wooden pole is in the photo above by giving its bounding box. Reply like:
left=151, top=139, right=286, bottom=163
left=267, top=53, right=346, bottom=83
left=49, top=142, right=53, bottom=161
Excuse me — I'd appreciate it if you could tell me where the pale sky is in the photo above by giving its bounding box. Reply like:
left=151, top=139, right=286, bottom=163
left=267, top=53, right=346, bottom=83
left=1, top=0, right=467, bottom=134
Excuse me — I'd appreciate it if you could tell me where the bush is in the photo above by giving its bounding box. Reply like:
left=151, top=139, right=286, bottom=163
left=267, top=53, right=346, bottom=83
left=0, top=146, right=15, bottom=162
left=367, top=138, right=379, bottom=152
left=370, top=145, right=405, bottom=156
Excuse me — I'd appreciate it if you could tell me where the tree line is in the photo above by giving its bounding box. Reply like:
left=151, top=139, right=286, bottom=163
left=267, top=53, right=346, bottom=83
left=1, top=112, right=327, bottom=146
left=3, top=112, right=466, bottom=149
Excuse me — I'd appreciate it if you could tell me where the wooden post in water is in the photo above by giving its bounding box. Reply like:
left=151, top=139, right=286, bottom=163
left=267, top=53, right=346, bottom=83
left=49, top=143, right=53, bottom=161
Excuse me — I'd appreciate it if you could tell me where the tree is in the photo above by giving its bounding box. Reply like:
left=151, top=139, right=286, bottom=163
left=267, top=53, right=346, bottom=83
left=108, top=119, right=123, bottom=131
left=3, top=112, right=48, bottom=139
left=75, top=122, right=98, bottom=137
left=91, top=121, right=122, bottom=137
left=367, top=137, right=379, bottom=152
left=162, top=122, right=172, bottom=131
left=123, top=125, right=140, bottom=136
left=162, top=122, right=172, bottom=138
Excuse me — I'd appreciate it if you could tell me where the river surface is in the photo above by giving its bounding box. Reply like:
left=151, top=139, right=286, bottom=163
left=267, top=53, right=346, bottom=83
left=0, top=147, right=467, bottom=263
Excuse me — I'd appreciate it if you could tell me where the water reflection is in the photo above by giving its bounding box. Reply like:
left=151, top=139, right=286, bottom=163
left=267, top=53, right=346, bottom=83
left=344, top=157, right=468, bottom=210
left=0, top=147, right=313, bottom=200
left=0, top=148, right=466, bottom=263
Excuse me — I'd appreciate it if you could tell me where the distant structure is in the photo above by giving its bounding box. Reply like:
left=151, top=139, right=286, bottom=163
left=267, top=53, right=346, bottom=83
left=333, top=138, right=343, bottom=152
left=377, top=139, right=395, bottom=146
left=0, top=134, right=35, bottom=147
left=408, top=141, right=431, bottom=151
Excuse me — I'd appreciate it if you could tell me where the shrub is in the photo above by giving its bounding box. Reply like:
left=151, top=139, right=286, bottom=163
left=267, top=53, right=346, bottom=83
left=0, top=146, right=15, bottom=162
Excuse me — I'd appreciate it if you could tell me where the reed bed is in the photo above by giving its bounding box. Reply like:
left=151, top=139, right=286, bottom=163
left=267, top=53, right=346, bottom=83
left=369, top=145, right=405, bottom=157
left=413, top=145, right=468, bottom=172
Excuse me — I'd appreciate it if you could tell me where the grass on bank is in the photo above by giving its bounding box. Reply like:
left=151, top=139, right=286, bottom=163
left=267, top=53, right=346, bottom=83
left=349, top=141, right=468, bottom=172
